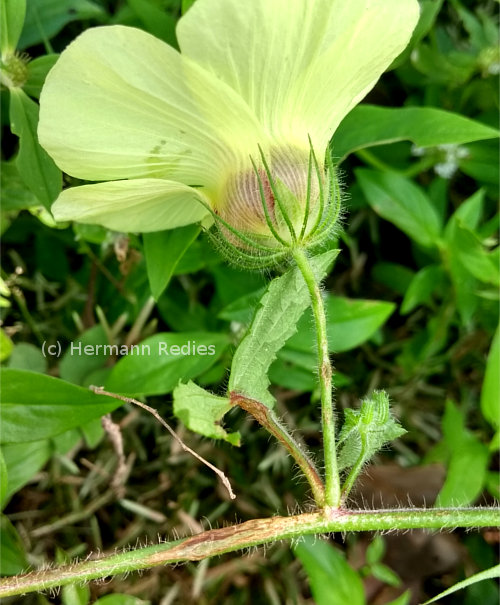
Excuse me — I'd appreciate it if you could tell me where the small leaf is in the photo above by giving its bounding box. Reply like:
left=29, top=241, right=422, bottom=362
left=23, top=54, right=59, bottom=99
left=105, top=332, right=229, bottom=396
left=0, top=515, right=29, bottom=575
left=401, top=265, right=445, bottom=315
left=338, top=391, right=406, bottom=471
left=435, top=401, right=489, bottom=507
left=0, top=329, right=13, bottom=362
left=143, top=225, right=200, bottom=300
left=173, top=381, right=239, bottom=445
left=420, top=565, right=500, bottom=605
left=357, top=169, right=442, bottom=248
left=481, top=327, right=499, bottom=430
left=366, top=535, right=385, bottom=565
left=228, top=250, right=338, bottom=408
left=0, top=0, right=26, bottom=54
left=7, top=343, right=47, bottom=373
left=294, top=536, right=365, bottom=605
left=2, top=440, right=52, bottom=506
left=332, top=105, right=499, bottom=163
left=1, top=369, right=121, bottom=443
left=9, top=88, right=61, bottom=210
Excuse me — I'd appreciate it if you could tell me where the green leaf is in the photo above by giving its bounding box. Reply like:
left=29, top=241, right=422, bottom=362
left=420, top=565, right=500, bottom=605
left=294, top=536, right=365, bottom=605
left=1, top=441, right=52, bottom=505
left=372, top=262, right=415, bottom=296
left=332, top=105, right=499, bottom=163
left=23, top=54, right=59, bottom=99
left=0, top=449, right=7, bottom=509
left=445, top=218, right=499, bottom=287
left=62, top=580, right=90, bottom=605
left=337, top=390, right=406, bottom=471
left=357, top=169, right=442, bottom=248
left=94, top=595, right=150, bottom=605
left=371, top=563, right=401, bottom=587
left=0, top=329, right=13, bottom=362
left=0, top=515, right=28, bottom=575
left=453, top=189, right=485, bottom=231
left=0, top=369, right=121, bottom=443
left=127, top=0, right=177, bottom=46
left=143, top=225, right=200, bottom=300
left=1, top=0, right=26, bottom=54
left=19, top=0, right=105, bottom=49
left=0, top=159, right=39, bottom=211
left=173, top=381, right=239, bottom=445
left=7, top=343, right=47, bottom=373
left=386, top=592, right=410, bottom=605
left=59, top=325, right=110, bottom=386
left=481, top=327, right=499, bottom=429
left=401, top=265, right=445, bottom=315
left=9, top=88, right=61, bottom=210
left=287, top=296, right=395, bottom=354
left=105, top=332, right=229, bottom=396
left=365, top=535, right=385, bottom=565
left=228, top=250, right=338, bottom=408
left=435, top=401, right=489, bottom=507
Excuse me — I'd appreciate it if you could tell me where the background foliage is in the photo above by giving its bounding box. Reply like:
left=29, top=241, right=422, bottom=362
left=1, top=0, right=499, bottom=603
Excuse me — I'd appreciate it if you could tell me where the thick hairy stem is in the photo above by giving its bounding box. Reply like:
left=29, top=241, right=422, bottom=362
left=292, top=248, right=340, bottom=507
left=231, top=392, right=325, bottom=507
left=1, top=508, right=498, bottom=597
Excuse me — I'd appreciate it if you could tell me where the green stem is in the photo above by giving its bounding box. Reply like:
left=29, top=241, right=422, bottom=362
left=231, top=393, right=325, bottom=507
left=291, top=248, right=340, bottom=507
left=2, top=507, right=497, bottom=597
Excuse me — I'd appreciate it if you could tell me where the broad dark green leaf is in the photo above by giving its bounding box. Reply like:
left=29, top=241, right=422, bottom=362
left=105, top=332, right=229, bottom=396
left=357, top=169, right=442, bottom=248
left=0, top=159, right=39, bottom=211
left=332, top=105, right=499, bottom=163
left=173, top=381, right=239, bottom=445
left=144, top=225, right=200, bottom=300
left=228, top=250, right=338, bottom=408
left=1, top=0, right=26, bottom=54
left=0, top=369, right=121, bottom=443
left=59, top=325, right=110, bottom=386
left=9, top=88, right=61, bottom=210
left=294, top=536, right=365, bottom=605
left=19, top=0, right=104, bottom=49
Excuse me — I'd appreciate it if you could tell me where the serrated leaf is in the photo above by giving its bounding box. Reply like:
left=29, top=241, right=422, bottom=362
left=338, top=391, right=406, bottom=471
left=228, top=250, right=338, bottom=408
left=173, top=381, right=239, bottom=446
left=332, top=105, right=499, bottom=163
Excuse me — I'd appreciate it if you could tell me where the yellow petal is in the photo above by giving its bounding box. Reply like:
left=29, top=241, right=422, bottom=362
left=178, top=0, right=419, bottom=150
left=51, top=179, right=210, bottom=232
left=39, top=25, right=262, bottom=190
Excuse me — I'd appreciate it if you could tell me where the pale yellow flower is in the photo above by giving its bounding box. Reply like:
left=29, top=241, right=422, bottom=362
left=39, top=0, right=419, bottom=260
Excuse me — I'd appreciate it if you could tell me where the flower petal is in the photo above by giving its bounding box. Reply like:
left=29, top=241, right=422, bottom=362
left=178, top=0, right=419, bottom=149
left=51, top=179, right=210, bottom=232
left=39, top=25, right=262, bottom=189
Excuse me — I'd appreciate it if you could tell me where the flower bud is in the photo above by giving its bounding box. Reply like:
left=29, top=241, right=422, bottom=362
left=207, top=142, right=342, bottom=269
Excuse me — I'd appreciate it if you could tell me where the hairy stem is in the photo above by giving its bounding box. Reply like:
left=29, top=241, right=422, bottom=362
left=1, top=507, right=498, bottom=597
left=292, top=248, right=340, bottom=507
left=231, top=392, right=325, bottom=507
